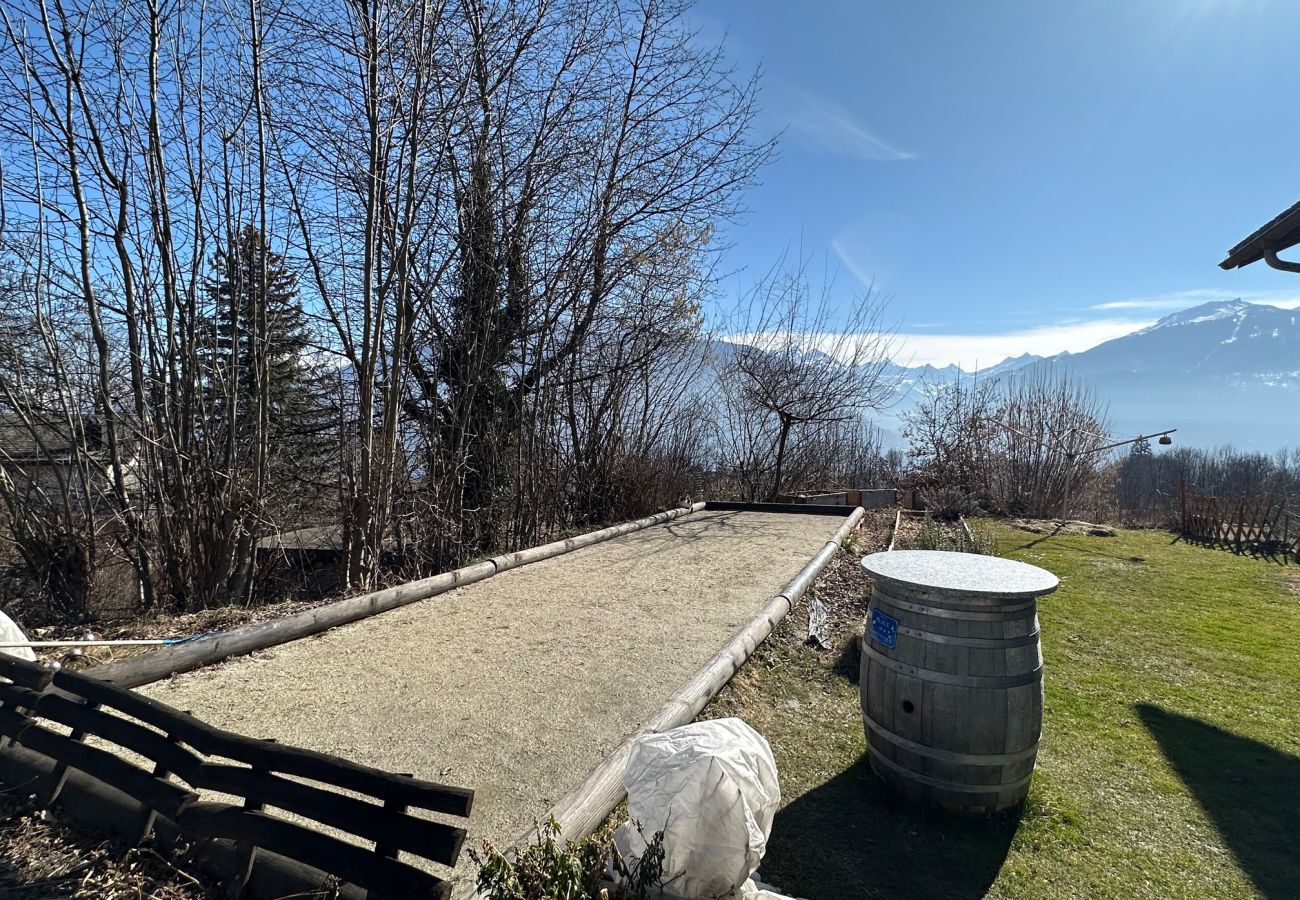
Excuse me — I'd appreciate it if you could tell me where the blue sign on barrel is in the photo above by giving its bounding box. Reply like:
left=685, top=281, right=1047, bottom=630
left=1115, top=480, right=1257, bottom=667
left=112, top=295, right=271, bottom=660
left=870, top=608, right=899, bottom=649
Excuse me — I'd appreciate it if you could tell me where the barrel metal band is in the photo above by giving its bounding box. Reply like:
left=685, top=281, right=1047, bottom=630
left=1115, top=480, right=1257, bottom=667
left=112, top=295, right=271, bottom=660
left=861, top=641, right=1043, bottom=688
left=862, top=712, right=1040, bottom=765
left=868, top=744, right=1035, bottom=793
left=874, top=590, right=1037, bottom=620
left=893, top=625, right=1040, bottom=649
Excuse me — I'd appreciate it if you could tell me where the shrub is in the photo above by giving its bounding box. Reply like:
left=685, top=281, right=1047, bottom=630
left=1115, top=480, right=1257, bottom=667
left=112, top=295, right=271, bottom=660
left=471, top=818, right=668, bottom=900
left=919, top=486, right=978, bottom=521
left=915, top=513, right=996, bottom=555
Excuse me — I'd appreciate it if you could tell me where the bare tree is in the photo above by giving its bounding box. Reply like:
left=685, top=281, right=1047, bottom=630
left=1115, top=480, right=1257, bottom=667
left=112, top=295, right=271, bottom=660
left=0, top=0, right=774, bottom=620
left=900, top=376, right=998, bottom=497
left=397, top=0, right=770, bottom=567
left=719, top=255, right=897, bottom=500
left=904, top=371, right=1112, bottom=519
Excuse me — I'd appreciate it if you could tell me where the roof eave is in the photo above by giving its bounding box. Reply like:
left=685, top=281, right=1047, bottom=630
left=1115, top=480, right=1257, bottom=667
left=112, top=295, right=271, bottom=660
left=1221, top=199, right=1300, bottom=270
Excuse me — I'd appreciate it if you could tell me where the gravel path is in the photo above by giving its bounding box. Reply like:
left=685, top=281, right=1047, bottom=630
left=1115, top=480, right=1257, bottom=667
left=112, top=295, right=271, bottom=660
left=142, top=509, right=842, bottom=881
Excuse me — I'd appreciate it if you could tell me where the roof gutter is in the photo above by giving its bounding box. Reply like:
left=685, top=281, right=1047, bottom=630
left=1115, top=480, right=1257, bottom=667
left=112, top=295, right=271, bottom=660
left=1263, top=246, right=1300, bottom=275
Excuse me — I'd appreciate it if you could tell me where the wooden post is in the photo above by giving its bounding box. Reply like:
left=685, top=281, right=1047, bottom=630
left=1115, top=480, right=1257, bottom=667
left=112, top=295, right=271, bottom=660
left=139, top=730, right=182, bottom=845
left=1061, top=451, right=1074, bottom=523
left=41, top=699, right=98, bottom=809
left=1179, top=478, right=1188, bottom=533
left=367, top=794, right=407, bottom=900
left=229, top=763, right=269, bottom=899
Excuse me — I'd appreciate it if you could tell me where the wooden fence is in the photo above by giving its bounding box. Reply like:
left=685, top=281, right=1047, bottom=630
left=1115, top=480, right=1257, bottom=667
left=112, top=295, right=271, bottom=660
left=0, top=653, right=473, bottom=899
left=1180, top=480, right=1299, bottom=557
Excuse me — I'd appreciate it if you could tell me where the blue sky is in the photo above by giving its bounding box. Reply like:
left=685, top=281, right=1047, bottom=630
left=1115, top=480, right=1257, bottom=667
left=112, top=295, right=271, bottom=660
left=694, top=0, right=1300, bottom=369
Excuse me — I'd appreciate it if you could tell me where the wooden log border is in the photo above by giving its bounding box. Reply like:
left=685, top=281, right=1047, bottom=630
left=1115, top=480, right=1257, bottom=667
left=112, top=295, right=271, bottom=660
left=453, top=505, right=867, bottom=900
left=703, top=500, right=854, bottom=516
left=887, top=509, right=905, bottom=552
left=0, top=653, right=474, bottom=899
left=89, top=503, right=706, bottom=688
left=87, top=501, right=855, bottom=689
left=958, top=515, right=977, bottom=547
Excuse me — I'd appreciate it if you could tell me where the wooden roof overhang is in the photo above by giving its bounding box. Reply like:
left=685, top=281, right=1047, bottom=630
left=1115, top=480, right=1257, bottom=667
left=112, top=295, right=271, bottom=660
left=1221, top=199, right=1300, bottom=273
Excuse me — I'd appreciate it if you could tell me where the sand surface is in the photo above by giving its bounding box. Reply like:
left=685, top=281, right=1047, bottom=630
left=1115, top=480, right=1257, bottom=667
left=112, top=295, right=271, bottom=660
left=141, top=509, right=842, bottom=880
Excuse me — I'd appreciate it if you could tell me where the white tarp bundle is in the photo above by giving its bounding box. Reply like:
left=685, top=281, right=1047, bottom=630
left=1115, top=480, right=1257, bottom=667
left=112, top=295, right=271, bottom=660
left=0, top=610, right=35, bottom=662
left=613, top=717, right=800, bottom=900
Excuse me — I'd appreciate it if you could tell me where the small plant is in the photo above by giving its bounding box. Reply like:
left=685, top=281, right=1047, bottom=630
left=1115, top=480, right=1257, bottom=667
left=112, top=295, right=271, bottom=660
left=840, top=526, right=866, bottom=557
left=961, top=519, right=998, bottom=555
left=914, top=512, right=996, bottom=555
left=607, top=821, right=671, bottom=899
left=916, top=512, right=948, bottom=552
left=471, top=818, right=668, bottom=900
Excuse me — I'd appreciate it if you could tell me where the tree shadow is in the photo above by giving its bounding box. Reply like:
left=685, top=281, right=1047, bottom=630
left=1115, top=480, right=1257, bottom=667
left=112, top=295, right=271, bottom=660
left=762, top=756, right=1018, bottom=900
left=1137, top=703, right=1300, bottom=900
left=1007, top=535, right=1145, bottom=564
left=1008, top=522, right=1068, bottom=553
left=1173, top=535, right=1296, bottom=566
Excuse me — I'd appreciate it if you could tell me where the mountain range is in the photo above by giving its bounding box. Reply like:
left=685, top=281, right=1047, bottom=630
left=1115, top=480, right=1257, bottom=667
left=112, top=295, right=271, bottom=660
left=873, top=299, right=1299, bottom=450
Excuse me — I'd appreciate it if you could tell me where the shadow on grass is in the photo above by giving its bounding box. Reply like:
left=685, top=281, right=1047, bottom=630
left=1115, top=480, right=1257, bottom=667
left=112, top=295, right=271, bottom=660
left=1170, top=535, right=1297, bottom=566
left=762, top=756, right=1017, bottom=900
left=832, top=633, right=861, bottom=684
left=1006, top=533, right=1152, bottom=565
left=1137, top=704, right=1300, bottom=900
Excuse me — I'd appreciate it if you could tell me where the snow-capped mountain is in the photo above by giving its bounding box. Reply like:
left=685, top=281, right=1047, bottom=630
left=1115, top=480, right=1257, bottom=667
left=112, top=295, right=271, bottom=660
left=702, top=299, right=1298, bottom=451
left=979, top=352, right=1044, bottom=377
left=882, top=300, right=1300, bottom=449
left=1037, top=299, right=1299, bottom=380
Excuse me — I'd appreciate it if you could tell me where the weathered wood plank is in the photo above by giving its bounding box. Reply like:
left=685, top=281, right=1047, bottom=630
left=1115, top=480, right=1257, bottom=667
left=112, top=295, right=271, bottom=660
left=32, top=692, right=203, bottom=779
left=5, top=717, right=198, bottom=818
left=52, top=668, right=474, bottom=817
left=190, top=764, right=466, bottom=865
left=179, top=803, right=450, bottom=899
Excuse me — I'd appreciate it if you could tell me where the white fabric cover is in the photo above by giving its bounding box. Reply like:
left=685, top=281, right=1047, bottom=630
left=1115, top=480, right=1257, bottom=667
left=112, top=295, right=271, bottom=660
left=0, top=610, right=35, bottom=662
left=613, top=718, right=783, bottom=899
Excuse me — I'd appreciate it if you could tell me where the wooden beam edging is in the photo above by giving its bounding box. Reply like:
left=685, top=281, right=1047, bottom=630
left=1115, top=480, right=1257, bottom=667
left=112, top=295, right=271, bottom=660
left=90, top=502, right=709, bottom=690
left=886, top=509, right=904, bottom=552
left=958, top=515, right=977, bottom=547
left=453, top=506, right=868, bottom=900
left=702, top=500, right=855, bottom=517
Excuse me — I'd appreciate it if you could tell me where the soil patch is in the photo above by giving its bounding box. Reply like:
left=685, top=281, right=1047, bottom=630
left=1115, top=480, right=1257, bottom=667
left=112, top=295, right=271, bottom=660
left=1007, top=517, right=1116, bottom=537
left=26, top=597, right=338, bottom=670
left=0, top=793, right=208, bottom=899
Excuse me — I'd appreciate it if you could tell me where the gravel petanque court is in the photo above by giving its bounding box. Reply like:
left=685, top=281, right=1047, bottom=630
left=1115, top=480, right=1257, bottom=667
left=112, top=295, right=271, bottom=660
left=140, top=509, right=842, bottom=878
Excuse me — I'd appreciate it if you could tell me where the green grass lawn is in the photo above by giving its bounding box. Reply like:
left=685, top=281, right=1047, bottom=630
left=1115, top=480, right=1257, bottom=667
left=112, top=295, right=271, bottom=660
left=702, top=524, right=1300, bottom=900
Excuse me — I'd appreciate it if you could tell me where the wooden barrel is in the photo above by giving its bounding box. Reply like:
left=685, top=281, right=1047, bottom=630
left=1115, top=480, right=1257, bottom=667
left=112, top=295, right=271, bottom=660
left=858, top=549, right=1058, bottom=813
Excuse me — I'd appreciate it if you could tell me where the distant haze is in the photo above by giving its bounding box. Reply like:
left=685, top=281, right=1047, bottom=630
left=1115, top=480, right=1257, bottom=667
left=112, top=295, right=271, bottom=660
left=869, top=299, right=1300, bottom=451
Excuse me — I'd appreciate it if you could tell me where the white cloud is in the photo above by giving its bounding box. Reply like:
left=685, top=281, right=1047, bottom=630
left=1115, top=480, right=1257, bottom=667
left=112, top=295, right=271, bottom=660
left=787, top=93, right=914, bottom=162
left=799, top=318, right=1154, bottom=372
left=726, top=285, right=1300, bottom=375
left=729, top=317, right=1155, bottom=372
left=885, top=319, right=1155, bottom=370
left=1091, top=288, right=1300, bottom=312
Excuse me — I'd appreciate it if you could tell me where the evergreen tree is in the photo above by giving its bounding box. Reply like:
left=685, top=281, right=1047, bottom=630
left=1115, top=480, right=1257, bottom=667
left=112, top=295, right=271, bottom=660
left=200, top=226, right=336, bottom=510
